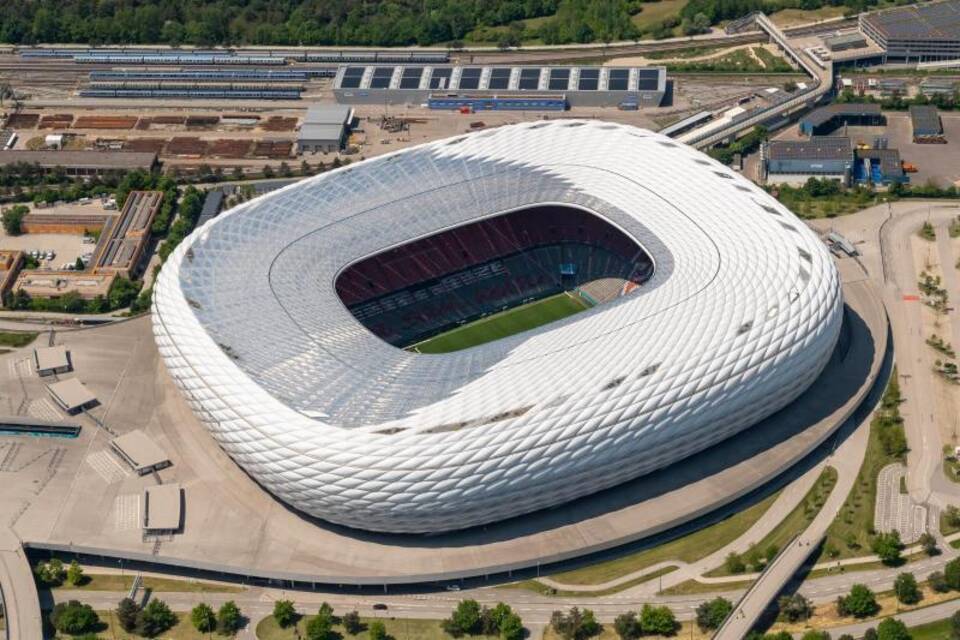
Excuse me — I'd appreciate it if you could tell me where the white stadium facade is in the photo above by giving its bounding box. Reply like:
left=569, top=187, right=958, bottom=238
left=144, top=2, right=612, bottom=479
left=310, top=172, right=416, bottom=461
left=152, top=120, right=844, bottom=534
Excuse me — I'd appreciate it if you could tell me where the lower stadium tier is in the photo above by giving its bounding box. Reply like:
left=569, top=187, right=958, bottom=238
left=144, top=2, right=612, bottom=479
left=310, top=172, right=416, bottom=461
left=152, top=120, right=843, bottom=534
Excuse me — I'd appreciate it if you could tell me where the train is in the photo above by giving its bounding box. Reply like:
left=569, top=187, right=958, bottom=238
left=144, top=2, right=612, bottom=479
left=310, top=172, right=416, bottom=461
left=79, top=88, right=301, bottom=100
left=89, top=68, right=334, bottom=81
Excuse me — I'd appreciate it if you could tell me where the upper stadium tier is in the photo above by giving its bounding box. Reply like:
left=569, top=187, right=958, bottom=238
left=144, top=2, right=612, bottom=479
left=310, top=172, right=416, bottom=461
left=152, top=120, right=843, bottom=534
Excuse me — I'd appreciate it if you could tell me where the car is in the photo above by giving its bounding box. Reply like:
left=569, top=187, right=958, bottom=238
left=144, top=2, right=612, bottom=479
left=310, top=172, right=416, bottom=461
left=372, top=604, right=388, bottom=611
left=445, top=585, right=461, bottom=592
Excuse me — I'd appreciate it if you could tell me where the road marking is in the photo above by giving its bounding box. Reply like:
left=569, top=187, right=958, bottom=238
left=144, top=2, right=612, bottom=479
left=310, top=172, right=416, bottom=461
left=86, top=450, right=129, bottom=484
left=28, top=398, right=62, bottom=422
left=113, top=493, right=140, bottom=531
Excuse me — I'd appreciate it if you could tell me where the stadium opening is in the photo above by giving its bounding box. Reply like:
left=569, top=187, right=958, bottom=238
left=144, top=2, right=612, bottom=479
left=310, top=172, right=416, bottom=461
left=335, top=205, right=654, bottom=352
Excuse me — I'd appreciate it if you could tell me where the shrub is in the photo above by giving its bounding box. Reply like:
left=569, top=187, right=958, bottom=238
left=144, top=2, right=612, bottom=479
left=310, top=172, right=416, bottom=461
left=190, top=603, right=216, bottom=633
left=696, top=597, right=733, bottom=631
left=137, top=599, right=177, bottom=637
left=778, top=593, right=813, bottom=623
left=116, top=598, right=141, bottom=632
left=893, top=572, right=921, bottom=605
left=50, top=600, right=99, bottom=634
left=369, top=620, right=387, bottom=640
left=217, top=600, right=243, bottom=635
left=273, top=599, right=297, bottom=628
left=836, top=584, right=879, bottom=618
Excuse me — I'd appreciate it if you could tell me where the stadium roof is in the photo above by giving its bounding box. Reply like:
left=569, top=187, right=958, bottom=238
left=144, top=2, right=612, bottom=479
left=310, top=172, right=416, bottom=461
left=153, top=120, right=843, bottom=533
left=862, top=0, right=960, bottom=41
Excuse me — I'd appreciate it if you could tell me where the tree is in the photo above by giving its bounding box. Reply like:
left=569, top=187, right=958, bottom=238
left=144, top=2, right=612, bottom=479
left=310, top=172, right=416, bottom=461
left=50, top=600, right=99, bottom=634
left=137, top=599, right=177, bottom=637
left=893, top=572, right=921, bottom=605
left=306, top=611, right=334, bottom=640
left=262, top=164, right=275, bottom=179
left=876, top=618, right=910, bottom=640
left=2, top=204, right=28, bottom=235
left=613, top=612, right=639, bottom=640
left=369, top=620, right=388, bottom=640
left=550, top=607, right=600, bottom=640
left=951, top=609, right=960, bottom=639
left=500, top=612, right=524, bottom=640
left=217, top=600, right=243, bottom=635
left=919, top=532, right=939, bottom=556
left=66, top=559, right=84, bottom=586
left=800, top=632, right=830, bottom=640
left=836, top=584, right=879, bottom=618
left=445, top=599, right=482, bottom=636
left=273, top=599, right=297, bottom=628
left=35, top=558, right=65, bottom=587
left=946, top=505, right=960, bottom=530
left=872, top=531, right=903, bottom=566
left=725, top=551, right=746, bottom=574
left=778, top=593, right=813, bottom=623
left=191, top=603, right=216, bottom=633
left=342, top=610, right=361, bottom=634
left=279, top=161, right=292, bottom=178
left=928, top=570, right=949, bottom=593
left=116, top=598, right=141, bottom=632
left=946, top=558, right=960, bottom=590
left=696, top=597, right=733, bottom=631
left=639, top=604, right=677, bottom=635
left=74, top=256, right=85, bottom=271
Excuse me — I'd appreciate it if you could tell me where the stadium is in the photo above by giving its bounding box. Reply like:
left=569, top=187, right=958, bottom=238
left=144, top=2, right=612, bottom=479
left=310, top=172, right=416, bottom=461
left=152, top=120, right=844, bottom=534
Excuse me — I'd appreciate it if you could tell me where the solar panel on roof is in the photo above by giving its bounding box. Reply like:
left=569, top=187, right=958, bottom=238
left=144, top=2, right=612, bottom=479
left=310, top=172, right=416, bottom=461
left=340, top=66, right=365, bottom=89
left=578, top=69, right=599, bottom=91
left=637, top=69, right=661, bottom=79
left=488, top=68, right=511, bottom=90
left=399, top=67, right=423, bottom=89
left=430, top=67, right=453, bottom=89
left=518, top=68, right=541, bottom=90
left=458, top=68, right=481, bottom=90
left=638, top=77, right=659, bottom=91
left=608, top=69, right=629, bottom=91
left=370, top=66, right=394, bottom=89
left=548, top=68, right=570, bottom=91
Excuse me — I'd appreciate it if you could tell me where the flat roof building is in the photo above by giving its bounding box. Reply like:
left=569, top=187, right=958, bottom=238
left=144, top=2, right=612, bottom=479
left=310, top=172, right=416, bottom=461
left=21, top=212, right=113, bottom=235
left=0, top=150, right=158, bottom=176
left=110, top=429, right=171, bottom=475
left=47, top=378, right=97, bottom=414
left=333, top=65, right=667, bottom=108
left=298, top=104, right=353, bottom=154
left=910, top=105, right=945, bottom=142
left=824, top=32, right=868, bottom=52
left=765, top=136, right=854, bottom=186
left=855, top=147, right=908, bottom=185
left=860, top=0, right=960, bottom=61
left=197, top=189, right=224, bottom=227
left=14, top=270, right=116, bottom=301
left=34, top=345, right=71, bottom=377
left=143, top=484, right=183, bottom=533
left=92, top=190, right=162, bottom=279
left=799, top=103, right=884, bottom=136
left=0, top=249, right=23, bottom=302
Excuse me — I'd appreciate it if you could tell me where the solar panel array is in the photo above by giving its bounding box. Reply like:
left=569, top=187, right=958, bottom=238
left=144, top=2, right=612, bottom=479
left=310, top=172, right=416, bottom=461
left=862, top=0, right=960, bottom=42
left=334, top=65, right=665, bottom=94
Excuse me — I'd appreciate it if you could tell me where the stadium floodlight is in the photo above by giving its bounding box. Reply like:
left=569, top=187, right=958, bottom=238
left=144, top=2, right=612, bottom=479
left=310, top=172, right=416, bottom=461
left=153, top=120, right=843, bottom=534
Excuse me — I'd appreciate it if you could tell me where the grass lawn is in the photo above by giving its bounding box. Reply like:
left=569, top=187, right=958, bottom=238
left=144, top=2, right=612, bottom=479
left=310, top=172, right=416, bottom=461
left=408, top=292, right=590, bottom=354
left=666, top=47, right=795, bottom=74
left=768, top=6, right=849, bottom=27
left=546, top=489, right=782, bottom=585
left=659, top=577, right=756, bottom=596
left=630, top=0, right=688, bottom=34
left=707, top=466, right=838, bottom=577
left=52, top=573, right=245, bottom=593
left=819, top=372, right=906, bottom=561
left=910, top=616, right=954, bottom=639
left=256, top=615, right=496, bottom=640
left=0, top=331, right=38, bottom=348
left=504, top=566, right=677, bottom=597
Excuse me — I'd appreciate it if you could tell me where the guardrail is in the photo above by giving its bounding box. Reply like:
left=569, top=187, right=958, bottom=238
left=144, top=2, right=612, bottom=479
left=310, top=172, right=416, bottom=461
left=678, top=14, right=834, bottom=149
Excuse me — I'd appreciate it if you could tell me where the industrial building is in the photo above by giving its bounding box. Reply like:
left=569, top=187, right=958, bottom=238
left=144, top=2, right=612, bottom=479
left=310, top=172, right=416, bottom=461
left=799, top=103, right=884, bottom=136
left=197, top=190, right=225, bottom=228
left=859, top=0, right=960, bottom=61
left=333, top=65, right=667, bottom=108
left=0, top=250, right=23, bottom=302
left=0, top=150, right=159, bottom=176
left=854, top=148, right=908, bottom=185
left=297, top=104, right=353, bottom=153
left=910, top=105, right=945, bottom=142
left=92, top=190, right=162, bottom=279
left=111, top=429, right=172, bottom=475
left=764, top=137, right=854, bottom=186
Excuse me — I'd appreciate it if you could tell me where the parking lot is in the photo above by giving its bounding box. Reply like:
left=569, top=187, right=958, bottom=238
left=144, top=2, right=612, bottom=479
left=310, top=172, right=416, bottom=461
left=0, top=232, right=92, bottom=271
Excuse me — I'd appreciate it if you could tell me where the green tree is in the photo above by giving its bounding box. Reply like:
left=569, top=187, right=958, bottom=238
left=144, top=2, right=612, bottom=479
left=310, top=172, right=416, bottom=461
left=217, top=600, right=243, bottom=635
left=306, top=604, right=336, bottom=640
left=836, top=584, right=880, bottom=618
left=613, top=612, right=639, bottom=640
left=919, top=532, right=939, bottom=556
left=876, top=617, right=910, bottom=640
left=725, top=551, right=746, bottom=574
left=893, top=572, right=921, bottom=605
left=800, top=632, right=831, bottom=640
left=2, top=204, right=28, bottom=235
left=66, top=559, right=84, bottom=586
left=928, top=570, right=949, bottom=592
left=50, top=600, right=99, bottom=634
left=550, top=607, right=600, bottom=640
left=274, top=599, right=297, bottom=628
left=116, top=598, right=141, bottom=632
left=696, top=597, right=733, bottom=631
left=342, top=610, right=361, bottom=634
left=445, top=599, right=482, bottom=636
left=639, top=604, right=676, bottom=635
left=778, top=593, right=813, bottom=623
left=951, top=609, right=960, bottom=639
left=74, top=256, right=85, bottom=271
left=191, top=603, right=216, bottom=633
left=945, top=558, right=960, bottom=590
left=500, top=612, right=524, bottom=640
left=35, top=558, right=64, bottom=587
left=369, top=620, right=388, bottom=640
left=872, top=531, right=903, bottom=566
left=137, top=599, right=177, bottom=637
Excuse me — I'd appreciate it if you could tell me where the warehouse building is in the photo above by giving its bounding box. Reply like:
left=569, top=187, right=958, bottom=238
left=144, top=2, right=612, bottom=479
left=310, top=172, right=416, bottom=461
left=854, top=148, right=908, bottom=185
left=910, top=105, right=945, bottom=143
left=0, top=150, right=159, bottom=176
left=765, top=137, right=854, bottom=186
left=92, top=190, right=162, bottom=279
left=333, top=65, right=667, bottom=108
left=859, top=0, right=960, bottom=61
left=297, top=104, right=353, bottom=154
left=799, top=103, right=884, bottom=136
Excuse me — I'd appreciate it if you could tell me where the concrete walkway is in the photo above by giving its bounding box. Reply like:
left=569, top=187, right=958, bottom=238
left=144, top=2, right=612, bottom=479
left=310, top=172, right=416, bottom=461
left=0, top=528, right=42, bottom=640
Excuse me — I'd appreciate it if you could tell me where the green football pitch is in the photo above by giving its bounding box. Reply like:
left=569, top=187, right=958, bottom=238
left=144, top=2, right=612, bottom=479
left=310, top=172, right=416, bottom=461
left=408, top=292, right=592, bottom=354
